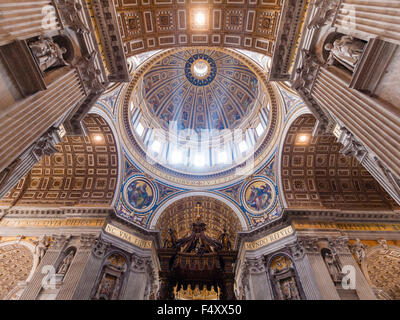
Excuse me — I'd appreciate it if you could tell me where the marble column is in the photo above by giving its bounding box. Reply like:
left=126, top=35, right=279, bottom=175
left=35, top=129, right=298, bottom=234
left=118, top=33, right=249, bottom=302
left=19, top=234, right=69, bottom=300
left=331, top=238, right=376, bottom=300
left=0, top=1, right=60, bottom=46
left=299, top=237, right=340, bottom=300
left=56, top=234, right=97, bottom=300
left=71, top=238, right=109, bottom=300
left=0, top=127, right=62, bottom=199
left=334, top=1, right=400, bottom=45
left=122, top=254, right=152, bottom=300
left=245, top=257, right=273, bottom=300
left=287, top=240, right=322, bottom=300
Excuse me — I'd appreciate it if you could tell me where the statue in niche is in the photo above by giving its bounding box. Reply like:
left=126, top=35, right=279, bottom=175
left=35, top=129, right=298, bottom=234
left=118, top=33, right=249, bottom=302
left=322, top=249, right=343, bottom=283
left=218, top=228, right=232, bottom=251
left=57, top=250, right=75, bottom=275
left=34, top=235, right=50, bottom=262
left=280, top=278, right=300, bottom=300
left=29, top=36, right=69, bottom=72
left=324, top=35, right=365, bottom=71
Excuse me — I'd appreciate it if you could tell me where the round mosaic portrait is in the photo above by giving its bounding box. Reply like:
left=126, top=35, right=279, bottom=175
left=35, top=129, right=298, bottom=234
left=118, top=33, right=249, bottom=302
left=241, top=177, right=276, bottom=215
left=123, top=176, right=157, bottom=213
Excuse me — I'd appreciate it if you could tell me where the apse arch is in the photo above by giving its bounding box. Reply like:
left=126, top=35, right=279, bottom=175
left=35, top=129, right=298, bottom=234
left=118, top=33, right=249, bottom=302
left=149, top=191, right=249, bottom=231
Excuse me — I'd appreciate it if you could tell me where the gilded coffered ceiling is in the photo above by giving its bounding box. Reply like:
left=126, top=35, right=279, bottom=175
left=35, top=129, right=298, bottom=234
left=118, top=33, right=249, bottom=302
left=114, top=0, right=282, bottom=57
left=281, top=114, right=400, bottom=211
left=0, top=114, right=119, bottom=207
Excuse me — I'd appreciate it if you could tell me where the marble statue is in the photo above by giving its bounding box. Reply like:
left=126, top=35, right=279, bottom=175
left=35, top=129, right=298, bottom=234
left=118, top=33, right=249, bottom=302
left=29, top=36, right=68, bottom=72
left=57, top=250, right=75, bottom=275
left=325, top=35, right=365, bottom=71
left=323, top=250, right=342, bottom=283
left=350, top=238, right=367, bottom=264
left=35, top=235, right=50, bottom=262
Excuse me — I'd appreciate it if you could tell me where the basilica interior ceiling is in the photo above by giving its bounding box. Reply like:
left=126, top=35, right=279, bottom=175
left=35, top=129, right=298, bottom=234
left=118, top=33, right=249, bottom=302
left=142, top=49, right=259, bottom=132
left=0, top=114, right=118, bottom=207
left=154, top=196, right=242, bottom=247
left=115, top=0, right=282, bottom=57
left=117, top=47, right=281, bottom=188
left=281, top=114, right=400, bottom=211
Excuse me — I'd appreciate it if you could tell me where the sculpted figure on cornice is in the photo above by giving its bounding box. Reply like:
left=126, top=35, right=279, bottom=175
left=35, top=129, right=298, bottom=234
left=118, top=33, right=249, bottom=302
left=307, top=0, right=340, bottom=30
left=374, top=157, right=400, bottom=200
left=349, top=238, right=368, bottom=265
left=54, top=0, right=90, bottom=34
left=293, top=50, right=334, bottom=134
left=34, top=235, right=50, bottom=262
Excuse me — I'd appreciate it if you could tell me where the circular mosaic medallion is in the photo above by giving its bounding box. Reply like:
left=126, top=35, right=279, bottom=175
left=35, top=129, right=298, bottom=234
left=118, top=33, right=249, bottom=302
left=122, top=176, right=157, bottom=213
left=185, top=53, right=217, bottom=86
left=241, top=177, right=276, bottom=215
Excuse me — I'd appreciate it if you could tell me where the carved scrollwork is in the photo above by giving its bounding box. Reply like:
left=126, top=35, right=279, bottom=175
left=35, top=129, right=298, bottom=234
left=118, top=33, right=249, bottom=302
left=92, top=238, right=109, bottom=258
left=49, top=234, right=70, bottom=250
left=54, top=0, right=90, bottom=34
left=31, top=127, right=62, bottom=161
left=307, top=0, right=340, bottom=30
left=76, top=51, right=105, bottom=95
left=298, top=236, right=319, bottom=254
left=338, top=128, right=368, bottom=163
left=245, top=257, right=266, bottom=274
left=328, top=236, right=350, bottom=255
left=79, top=234, right=97, bottom=250
left=286, top=241, right=305, bottom=260
left=130, top=254, right=148, bottom=273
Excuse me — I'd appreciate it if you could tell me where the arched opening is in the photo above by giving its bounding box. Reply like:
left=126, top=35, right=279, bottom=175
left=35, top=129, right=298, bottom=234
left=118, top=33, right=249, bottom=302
left=155, top=196, right=242, bottom=300
left=280, top=114, right=399, bottom=210
left=0, top=114, right=120, bottom=207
